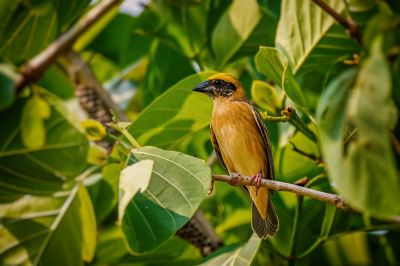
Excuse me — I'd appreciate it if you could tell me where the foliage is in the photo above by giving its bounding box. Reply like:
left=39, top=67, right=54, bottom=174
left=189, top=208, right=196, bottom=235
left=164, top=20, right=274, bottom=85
left=1, top=0, right=400, bottom=265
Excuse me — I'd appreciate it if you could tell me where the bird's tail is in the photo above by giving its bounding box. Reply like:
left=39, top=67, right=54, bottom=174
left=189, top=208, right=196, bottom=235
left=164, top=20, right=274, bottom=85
left=251, top=198, right=279, bottom=238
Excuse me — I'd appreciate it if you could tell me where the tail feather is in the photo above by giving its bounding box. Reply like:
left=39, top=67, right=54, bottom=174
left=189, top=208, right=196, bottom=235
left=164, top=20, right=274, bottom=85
left=251, top=198, right=279, bottom=238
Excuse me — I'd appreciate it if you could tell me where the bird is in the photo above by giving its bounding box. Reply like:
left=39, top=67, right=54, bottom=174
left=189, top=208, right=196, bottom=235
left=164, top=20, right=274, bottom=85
left=193, top=73, right=279, bottom=238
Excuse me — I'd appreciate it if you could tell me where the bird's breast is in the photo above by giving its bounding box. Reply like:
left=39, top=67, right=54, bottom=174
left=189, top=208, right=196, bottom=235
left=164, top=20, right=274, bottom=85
left=211, top=101, right=266, bottom=176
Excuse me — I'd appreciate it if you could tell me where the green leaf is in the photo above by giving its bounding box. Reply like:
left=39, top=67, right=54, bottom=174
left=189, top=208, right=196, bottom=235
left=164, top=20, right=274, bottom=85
left=20, top=95, right=51, bottom=149
left=78, top=186, right=97, bottom=262
left=255, top=47, right=308, bottom=109
left=118, top=160, right=153, bottom=222
left=345, top=38, right=400, bottom=216
left=211, top=0, right=262, bottom=67
left=0, top=184, right=97, bottom=266
left=250, top=80, right=280, bottom=113
left=94, top=226, right=201, bottom=265
left=0, top=1, right=19, bottom=40
left=318, top=38, right=400, bottom=218
left=86, top=163, right=120, bottom=223
left=86, top=13, right=148, bottom=67
left=38, top=65, right=75, bottom=99
left=199, top=234, right=261, bottom=266
left=0, top=64, right=18, bottom=112
left=73, top=4, right=119, bottom=51
left=0, top=0, right=90, bottom=64
left=229, top=10, right=277, bottom=62
left=320, top=204, right=336, bottom=238
left=142, top=41, right=195, bottom=105
left=0, top=89, right=88, bottom=199
left=128, top=71, right=214, bottom=151
left=276, top=0, right=359, bottom=75
left=119, top=146, right=211, bottom=254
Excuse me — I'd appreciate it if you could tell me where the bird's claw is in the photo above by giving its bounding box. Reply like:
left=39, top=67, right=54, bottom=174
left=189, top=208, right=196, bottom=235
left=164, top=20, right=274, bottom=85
left=228, top=173, right=241, bottom=186
left=249, top=173, right=263, bottom=195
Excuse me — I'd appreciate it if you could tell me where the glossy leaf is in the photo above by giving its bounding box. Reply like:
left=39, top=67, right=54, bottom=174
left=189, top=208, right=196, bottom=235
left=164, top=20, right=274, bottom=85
left=128, top=71, right=214, bottom=151
left=0, top=89, right=88, bottom=199
left=199, top=234, right=261, bottom=266
left=120, top=146, right=211, bottom=253
left=276, top=0, right=359, bottom=75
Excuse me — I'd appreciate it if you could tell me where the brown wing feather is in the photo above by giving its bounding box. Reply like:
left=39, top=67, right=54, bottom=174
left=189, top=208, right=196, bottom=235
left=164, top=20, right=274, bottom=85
left=251, top=106, right=279, bottom=238
left=210, top=126, right=227, bottom=170
left=251, top=106, right=275, bottom=180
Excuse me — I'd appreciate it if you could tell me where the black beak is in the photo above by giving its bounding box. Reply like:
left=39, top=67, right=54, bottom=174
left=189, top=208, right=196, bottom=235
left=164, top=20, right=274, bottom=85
left=193, top=80, right=213, bottom=95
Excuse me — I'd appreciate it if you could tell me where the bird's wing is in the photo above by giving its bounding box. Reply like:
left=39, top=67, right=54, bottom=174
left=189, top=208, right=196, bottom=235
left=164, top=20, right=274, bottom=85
left=251, top=106, right=275, bottom=180
left=210, top=125, right=227, bottom=170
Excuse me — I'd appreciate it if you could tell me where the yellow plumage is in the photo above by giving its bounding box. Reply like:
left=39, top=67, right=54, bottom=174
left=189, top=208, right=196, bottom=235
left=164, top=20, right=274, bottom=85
left=211, top=99, right=269, bottom=218
left=194, top=73, right=279, bottom=238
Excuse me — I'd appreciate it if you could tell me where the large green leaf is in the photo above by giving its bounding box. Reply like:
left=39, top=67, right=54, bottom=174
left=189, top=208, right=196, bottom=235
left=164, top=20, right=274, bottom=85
left=0, top=0, right=90, bottom=64
left=93, top=226, right=201, bottom=265
left=0, top=184, right=96, bottom=266
left=318, top=39, right=400, bottom=217
left=276, top=0, right=359, bottom=75
left=128, top=71, right=214, bottom=151
left=0, top=89, right=88, bottom=200
left=119, top=146, right=211, bottom=254
left=229, top=10, right=277, bottom=62
left=211, top=0, right=264, bottom=67
left=255, top=47, right=308, bottom=110
left=142, top=41, right=195, bottom=105
left=198, top=234, right=261, bottom=266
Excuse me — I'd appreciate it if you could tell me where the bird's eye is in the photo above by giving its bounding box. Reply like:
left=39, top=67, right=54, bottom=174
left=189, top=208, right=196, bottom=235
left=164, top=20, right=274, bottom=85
left=214, top=80, right=222, bottom=86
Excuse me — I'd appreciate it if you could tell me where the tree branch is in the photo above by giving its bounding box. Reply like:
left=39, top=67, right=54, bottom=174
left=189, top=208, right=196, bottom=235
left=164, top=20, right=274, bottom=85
left=311, top=0, right=362, bottom=45
left=16, top=0, right=122, bottom=91
left=212, top=174, right=352, bottom=211
left=62, top=50, right=129, bottom=122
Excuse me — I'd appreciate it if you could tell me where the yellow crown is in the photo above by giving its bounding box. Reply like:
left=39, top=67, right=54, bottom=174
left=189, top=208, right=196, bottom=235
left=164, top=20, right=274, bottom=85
left=207, top=73, right=241, bottom=87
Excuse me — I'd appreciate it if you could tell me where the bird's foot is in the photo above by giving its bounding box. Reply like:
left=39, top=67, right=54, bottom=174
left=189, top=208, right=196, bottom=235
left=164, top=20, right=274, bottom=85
left=249, top=173, right=263, bottom=195
left=228, top=173, right=241, bottom=186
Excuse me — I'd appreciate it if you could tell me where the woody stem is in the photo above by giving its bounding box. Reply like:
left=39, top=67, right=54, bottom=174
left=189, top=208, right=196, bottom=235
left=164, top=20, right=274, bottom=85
left=212, top=174, right=350, bottom=211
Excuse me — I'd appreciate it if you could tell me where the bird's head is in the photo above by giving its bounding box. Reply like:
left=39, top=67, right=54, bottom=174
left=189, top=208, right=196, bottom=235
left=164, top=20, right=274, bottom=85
left=193, top=73, right=247, bottom=101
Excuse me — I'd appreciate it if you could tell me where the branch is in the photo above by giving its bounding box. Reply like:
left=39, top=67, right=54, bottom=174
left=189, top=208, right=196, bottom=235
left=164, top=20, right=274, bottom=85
left=16, top=0, right=122, bottom=91
left=311, top=0, right=362, bottom=45
left=263, top=107, right=318, bottom=143
left=62, top=50, right=129, bottom=122
left=212, top=174, right=352, bottom=211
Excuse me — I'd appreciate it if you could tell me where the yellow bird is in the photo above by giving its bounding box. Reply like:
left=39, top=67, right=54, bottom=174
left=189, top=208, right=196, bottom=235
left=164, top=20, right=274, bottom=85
left=193, top=73, right=279, bottom=238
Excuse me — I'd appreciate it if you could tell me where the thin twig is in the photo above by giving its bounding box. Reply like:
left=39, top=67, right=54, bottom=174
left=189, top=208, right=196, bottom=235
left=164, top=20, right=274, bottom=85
left=289, top=141, right=322, bottom=163
left=311, top=0, right=362, bottom=45
left=212, top=174, right=351, bottom=211
left=16, top=0, right=122, bottom=91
